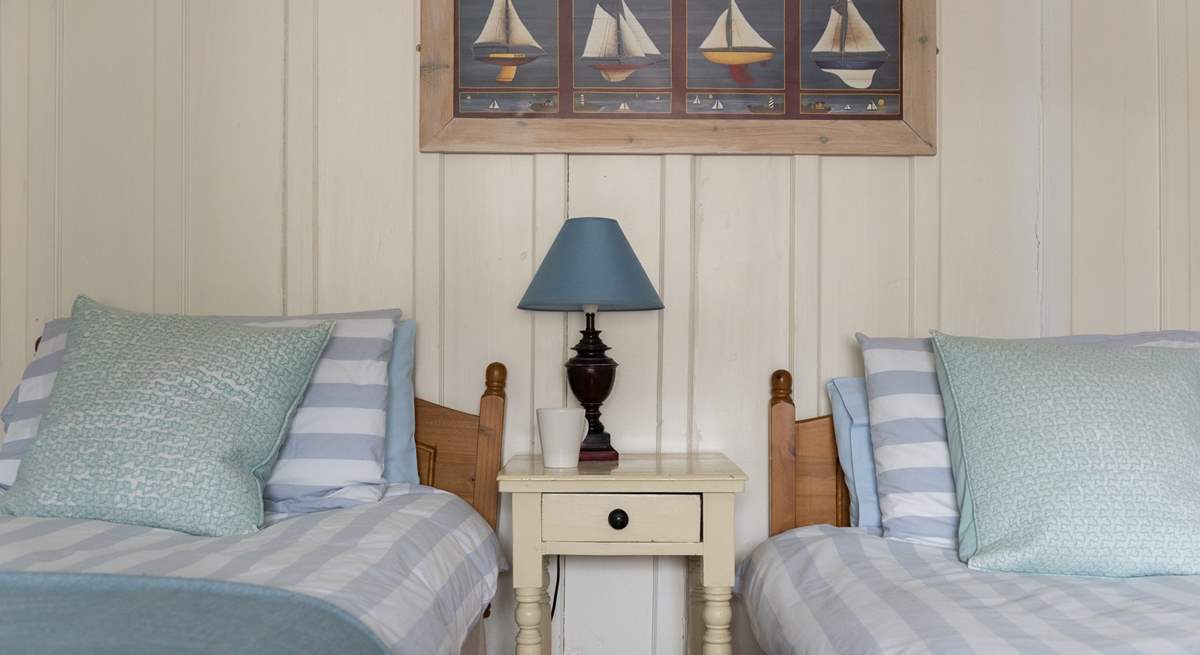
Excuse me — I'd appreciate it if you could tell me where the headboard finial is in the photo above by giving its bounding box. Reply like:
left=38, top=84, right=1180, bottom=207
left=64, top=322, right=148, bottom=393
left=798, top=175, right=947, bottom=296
left=485, top=362, right=508, bottom=398
left=770, top=369, right=793, bottom=406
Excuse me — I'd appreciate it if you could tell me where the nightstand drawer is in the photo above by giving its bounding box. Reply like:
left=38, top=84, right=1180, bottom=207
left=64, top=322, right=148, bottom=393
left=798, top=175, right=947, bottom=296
left=541, top=493, right=700, bottom=543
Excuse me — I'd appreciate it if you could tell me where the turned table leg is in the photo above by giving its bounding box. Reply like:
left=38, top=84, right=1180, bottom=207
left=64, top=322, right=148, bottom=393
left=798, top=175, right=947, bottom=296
left=512, top=493, right=549, bottom=655
left=515, top=586, right=544, bottom=655
left=702, top=586, right=733, bottom=654
left=701, top=492, right=736, bottom=655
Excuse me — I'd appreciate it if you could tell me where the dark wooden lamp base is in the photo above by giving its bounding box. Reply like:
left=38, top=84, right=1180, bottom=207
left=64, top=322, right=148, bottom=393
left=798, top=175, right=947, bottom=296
left=566, top=312, right=619, bottom=462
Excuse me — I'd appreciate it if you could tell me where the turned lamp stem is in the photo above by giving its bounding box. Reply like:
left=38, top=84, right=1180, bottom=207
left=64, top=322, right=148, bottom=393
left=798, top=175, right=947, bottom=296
left=567, top=305, right=619, bottom=461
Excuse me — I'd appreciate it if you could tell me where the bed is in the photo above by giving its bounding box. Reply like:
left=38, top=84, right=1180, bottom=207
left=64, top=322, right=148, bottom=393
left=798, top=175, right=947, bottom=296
left=0, top=356, right=509, bottom=655
left=740, top=369, right=1200, bottom=655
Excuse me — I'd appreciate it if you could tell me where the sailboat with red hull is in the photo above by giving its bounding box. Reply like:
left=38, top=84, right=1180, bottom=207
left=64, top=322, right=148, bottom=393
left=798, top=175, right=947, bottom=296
left=698, top=0, right=776, bottom=86
left=580, top=0, right=664, bottom=83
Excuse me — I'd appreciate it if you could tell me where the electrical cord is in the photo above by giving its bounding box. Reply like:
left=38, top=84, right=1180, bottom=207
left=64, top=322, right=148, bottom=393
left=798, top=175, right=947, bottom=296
left=550, top=555, right=562, bottom=618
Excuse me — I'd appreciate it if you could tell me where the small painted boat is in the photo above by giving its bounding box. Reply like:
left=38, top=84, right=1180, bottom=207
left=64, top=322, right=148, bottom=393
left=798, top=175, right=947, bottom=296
left=700, top=0, right=775, bottom=66
left=581, top=1, right=663, bottom=83
left=473, top=0, right=544, bottom=84
left=528, top=97, right=558, bottom=113
left=811, top=0, right=889, bottom=89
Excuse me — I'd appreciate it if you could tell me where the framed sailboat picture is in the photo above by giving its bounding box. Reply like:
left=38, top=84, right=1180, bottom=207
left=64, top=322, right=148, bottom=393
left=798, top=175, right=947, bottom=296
left=421, top=0, right=936, bottom=155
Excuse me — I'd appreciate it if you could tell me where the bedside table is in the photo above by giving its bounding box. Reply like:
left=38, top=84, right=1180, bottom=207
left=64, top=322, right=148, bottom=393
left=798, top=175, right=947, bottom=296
left=497, top=453, right=747, bottom=655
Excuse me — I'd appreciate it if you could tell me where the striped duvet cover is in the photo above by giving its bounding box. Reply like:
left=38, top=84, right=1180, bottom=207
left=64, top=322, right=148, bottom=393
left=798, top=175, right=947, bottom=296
left=739, top=526, right=1200, bottom=655
left=0, top=485, right=502, bottom=655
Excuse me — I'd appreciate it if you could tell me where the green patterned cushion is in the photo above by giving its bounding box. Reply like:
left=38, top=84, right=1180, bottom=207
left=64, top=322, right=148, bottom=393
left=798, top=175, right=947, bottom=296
left=932, top=332, right=1200, bottom=577
left=0, top=297, right=331, bottom=536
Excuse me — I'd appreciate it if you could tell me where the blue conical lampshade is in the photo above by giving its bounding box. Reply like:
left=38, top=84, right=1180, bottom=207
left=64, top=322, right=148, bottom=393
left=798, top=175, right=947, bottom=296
left=519, top=217, right=664, bottom=312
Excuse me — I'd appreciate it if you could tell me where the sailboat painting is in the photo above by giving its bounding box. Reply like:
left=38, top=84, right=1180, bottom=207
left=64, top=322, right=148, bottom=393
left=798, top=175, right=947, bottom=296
left=459, top=0, right=557, bottom=87
left=450, top=0, right=919, bottom=128
left=432, top=0, right=935, bottom=153
left=687, top=0, right=784, bottom=89
left=801, top=0, right=900, bottom=90
left=574, top=0, right=671, bottom=87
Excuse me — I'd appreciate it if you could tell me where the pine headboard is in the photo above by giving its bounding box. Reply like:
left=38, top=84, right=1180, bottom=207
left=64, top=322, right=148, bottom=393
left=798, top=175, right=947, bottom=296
left=414, top=362, right=507, bottom=531
left=768, top=369, right=850, bottom=537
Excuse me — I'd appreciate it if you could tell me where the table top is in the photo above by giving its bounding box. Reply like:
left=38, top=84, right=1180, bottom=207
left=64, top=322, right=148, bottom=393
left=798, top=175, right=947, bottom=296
left=498, top=453, right=746, bottom=492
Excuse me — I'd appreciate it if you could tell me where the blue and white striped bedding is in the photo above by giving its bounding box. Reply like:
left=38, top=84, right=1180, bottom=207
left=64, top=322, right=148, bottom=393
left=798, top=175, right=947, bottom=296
left=0, top=484, right=501, bottom=655
left=739, top=526, right=1200, bottom=655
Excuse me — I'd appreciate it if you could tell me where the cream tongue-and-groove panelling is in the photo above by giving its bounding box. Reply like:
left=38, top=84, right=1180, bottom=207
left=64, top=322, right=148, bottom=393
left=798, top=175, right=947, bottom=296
left=1, top=1, right=1198, bottom=653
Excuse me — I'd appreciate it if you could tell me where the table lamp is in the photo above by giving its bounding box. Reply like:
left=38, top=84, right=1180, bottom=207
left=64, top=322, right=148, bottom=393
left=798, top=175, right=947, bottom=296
left=519, top=217, right=664, bottom=462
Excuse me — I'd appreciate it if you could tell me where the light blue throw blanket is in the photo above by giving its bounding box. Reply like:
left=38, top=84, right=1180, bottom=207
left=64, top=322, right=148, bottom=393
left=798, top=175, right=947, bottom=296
left=0, top=571, right=388, bottom=654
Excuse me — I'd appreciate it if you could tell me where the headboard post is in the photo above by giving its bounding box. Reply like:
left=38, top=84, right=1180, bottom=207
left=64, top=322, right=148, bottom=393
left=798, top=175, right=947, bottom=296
left=473, top=363, right=507, bottom=531
left=769, top=370, right=798, bottom=536
left=768, top=369, right=850, bottom=537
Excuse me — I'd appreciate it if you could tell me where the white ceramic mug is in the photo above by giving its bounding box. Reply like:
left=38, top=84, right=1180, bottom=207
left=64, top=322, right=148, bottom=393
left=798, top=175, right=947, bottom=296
left=536, top=408, right=587, bottom=468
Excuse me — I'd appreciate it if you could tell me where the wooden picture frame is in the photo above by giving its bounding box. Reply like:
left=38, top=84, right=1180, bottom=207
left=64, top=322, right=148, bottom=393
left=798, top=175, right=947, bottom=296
left=420, top=0, right=935, bottom=155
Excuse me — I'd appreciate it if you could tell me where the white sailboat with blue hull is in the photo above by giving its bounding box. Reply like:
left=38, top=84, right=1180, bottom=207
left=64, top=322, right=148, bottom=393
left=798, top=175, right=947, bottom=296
left=811, top=0, right=889, bottom=89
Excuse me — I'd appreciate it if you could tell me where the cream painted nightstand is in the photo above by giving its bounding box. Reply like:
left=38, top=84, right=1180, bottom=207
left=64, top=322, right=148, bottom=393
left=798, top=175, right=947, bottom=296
left=497, top=453, right=747, bottom=655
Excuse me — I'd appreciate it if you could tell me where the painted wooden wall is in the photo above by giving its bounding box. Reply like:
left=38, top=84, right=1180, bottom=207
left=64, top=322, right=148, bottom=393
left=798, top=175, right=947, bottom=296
left=1, top=1, right=1196, bottom=653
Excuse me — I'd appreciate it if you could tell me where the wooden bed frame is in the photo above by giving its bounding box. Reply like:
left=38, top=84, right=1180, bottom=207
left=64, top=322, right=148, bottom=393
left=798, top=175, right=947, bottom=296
left=417, top=361, right=506, bottom=645
left=768, top=369, right=850, bottom=537
left=414, top=362, right=507, bottom=531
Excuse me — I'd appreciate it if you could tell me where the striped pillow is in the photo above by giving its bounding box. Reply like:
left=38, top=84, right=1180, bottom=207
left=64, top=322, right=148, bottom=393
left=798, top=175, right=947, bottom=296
left=1, top=310, right=401, bottom=516
left=856, top=330, right=1200, bottom=549
left=856, top=335, right=957, bottom=548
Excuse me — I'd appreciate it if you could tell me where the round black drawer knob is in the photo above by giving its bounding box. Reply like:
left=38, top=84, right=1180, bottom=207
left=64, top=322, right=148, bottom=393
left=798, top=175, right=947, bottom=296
left=608, top=508, right=629, bottom=530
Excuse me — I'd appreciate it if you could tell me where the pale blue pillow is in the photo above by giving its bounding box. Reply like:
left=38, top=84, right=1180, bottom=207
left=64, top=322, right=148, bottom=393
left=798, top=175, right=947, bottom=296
left=384, top=320, right=418, bottom=483
left=0, top=297, right=332, bottom=536
left=932, top=332, right=1200, bottom=577
left=0, top=311, right=401, bottom=513
left=826, top=378, right=880, bottom=529
left=857, top=329, right=1200, bottom=550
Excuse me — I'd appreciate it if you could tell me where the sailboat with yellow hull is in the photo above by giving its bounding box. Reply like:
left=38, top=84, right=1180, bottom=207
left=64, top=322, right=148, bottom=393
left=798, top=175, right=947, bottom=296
left=811, top=0, right=889, bottom=89
left=473, top=0, right=544, bottom=83
left=699, top=0, right=775, bottom=85
left=580, top=0, right=663, bottom=83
